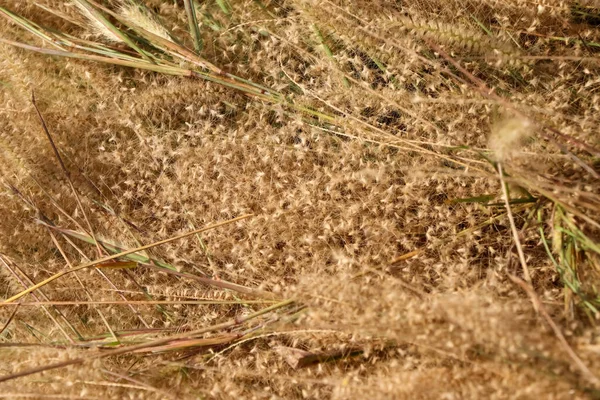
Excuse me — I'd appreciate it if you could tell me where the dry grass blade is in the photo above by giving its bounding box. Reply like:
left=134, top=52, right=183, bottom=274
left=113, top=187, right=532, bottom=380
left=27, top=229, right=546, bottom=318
left=509, top=274, right=599, bottom=386
left=498, top=163, right=532, bottom=285
left=143, top=263, right=273, bottom=298
left=389, top=249, right=422, bottom=264
left=428, top=41, right=600, bottom=165
left=133, top=334, right=239, bottom=353
left=101, top=369, right=176, bottom=400
left=0, top=299, right=294, bottom=383
left=46, top=226, right=121, bottom=343
left=1, top=1, right=600, bottom=397
left=32, top=92, right=151, bottom=333
left=37, top=222, right=269, bottom=297
left=0, top=304, right=20, bottom=336
left=0, top=300, right=274, bottom=307
left=2, top=214, right=253, bottom=303
left=0, top=255, right=80, bottom=343
left=32, top=92, right=105, bottom=258
left=94, top=261, right=138, bottom=270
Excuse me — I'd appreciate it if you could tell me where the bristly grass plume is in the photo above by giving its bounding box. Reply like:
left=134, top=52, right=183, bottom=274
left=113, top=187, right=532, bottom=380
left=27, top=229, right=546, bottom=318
left=0, top=0, right=600, bottom=398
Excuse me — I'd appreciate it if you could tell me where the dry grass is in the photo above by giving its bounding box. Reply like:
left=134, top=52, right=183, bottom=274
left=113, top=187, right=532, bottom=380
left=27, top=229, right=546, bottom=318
left=0, top=0, right=600, bottom=398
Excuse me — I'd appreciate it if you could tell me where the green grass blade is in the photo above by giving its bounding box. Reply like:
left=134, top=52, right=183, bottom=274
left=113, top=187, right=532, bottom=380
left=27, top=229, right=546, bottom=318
left=184, top=0, right=203, bottom=53
left=0, top=37, right=192, bottom=76
left=215, top=0, right=231, bottom=15
left=446, top=194, right=495, bottom=204
left=0, top=7, right=63, bottom=50
left=49, top=226, right=176, bottom=271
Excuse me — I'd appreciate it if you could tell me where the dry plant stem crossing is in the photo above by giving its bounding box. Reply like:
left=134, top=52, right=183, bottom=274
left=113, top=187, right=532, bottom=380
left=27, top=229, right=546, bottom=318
left=0, top=255, right=79, bottom=343
left=31, top=92, right=105, bottom=259
left=59, top=233, right=152, bottom=328
left=0, top=300, right=274, bottom=307
left=6, top=180, right=154, bottom=327
left=47, top=227, right=120, bottom=343
left=0, top=299, right=294, bottom=383
left=428, top=42, right=600, bottom=164
left=101, top=368, right=176, bottom=400
left=0, top=304, right=19, bottom=336
left=142, top=263, right=274, bottom=298
left=39, top=196, right=153, bottom=327
left=498, top=163, right=532, bottom=285
left=2, top=214, right=254, bottom=304
left=1, top=1, right=599, bottom=396
left=509, top=275, right=599, bottom=387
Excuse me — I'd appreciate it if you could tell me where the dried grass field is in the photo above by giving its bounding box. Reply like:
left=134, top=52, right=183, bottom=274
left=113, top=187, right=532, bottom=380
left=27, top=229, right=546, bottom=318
left=1, top=0, right=600, bottom=398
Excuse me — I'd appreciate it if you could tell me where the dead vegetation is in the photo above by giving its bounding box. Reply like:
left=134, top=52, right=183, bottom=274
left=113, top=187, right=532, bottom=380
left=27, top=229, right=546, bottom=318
left=0, top=0, right=600, bottom=398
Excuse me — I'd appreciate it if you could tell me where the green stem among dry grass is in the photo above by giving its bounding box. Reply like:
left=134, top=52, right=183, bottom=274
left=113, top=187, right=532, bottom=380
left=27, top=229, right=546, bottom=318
left=0, top=299, right=295, bottom=383
left=3, top=214, right=254, bottom=303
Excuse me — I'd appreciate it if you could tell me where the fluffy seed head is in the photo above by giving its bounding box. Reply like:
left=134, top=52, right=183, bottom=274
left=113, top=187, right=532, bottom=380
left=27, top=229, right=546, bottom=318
left=117, top=1, right=173, bottom=42
left=73, top=0, right=123, bottom=43
left=489, top=116, right=531, bottom=161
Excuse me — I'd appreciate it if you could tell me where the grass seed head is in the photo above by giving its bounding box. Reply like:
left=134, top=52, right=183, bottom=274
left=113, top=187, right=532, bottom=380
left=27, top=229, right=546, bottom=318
left=489, top=116, right=532, bottom=162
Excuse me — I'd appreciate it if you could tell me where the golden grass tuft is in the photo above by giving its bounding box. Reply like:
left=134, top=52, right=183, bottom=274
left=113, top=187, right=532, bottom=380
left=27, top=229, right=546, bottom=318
left=0, top=0, right=599, bottom=398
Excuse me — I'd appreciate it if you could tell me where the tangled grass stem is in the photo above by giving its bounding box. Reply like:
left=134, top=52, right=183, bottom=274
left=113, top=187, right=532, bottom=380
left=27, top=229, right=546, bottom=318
left=3, top=214, right=254, bottom=304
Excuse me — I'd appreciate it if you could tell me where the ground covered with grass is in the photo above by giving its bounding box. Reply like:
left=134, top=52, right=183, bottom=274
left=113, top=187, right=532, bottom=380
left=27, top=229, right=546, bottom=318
left=1, top=0, right=600, bottom=398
